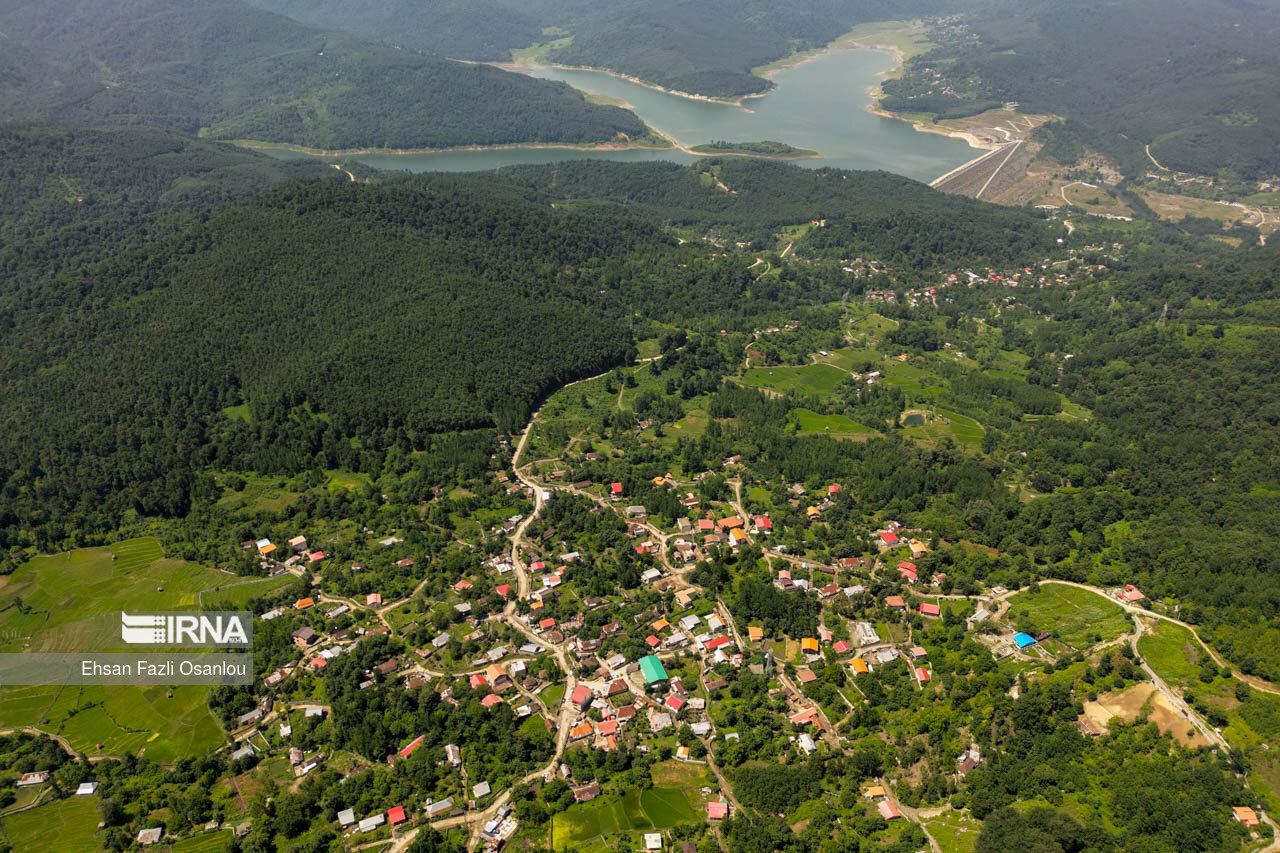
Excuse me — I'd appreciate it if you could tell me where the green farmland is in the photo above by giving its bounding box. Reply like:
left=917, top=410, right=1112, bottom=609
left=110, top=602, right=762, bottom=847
left=738, top=363, right=848, bottom=396
left=551, top=786, right=700, bottom=850
left=0, top=795, right=102, bottom=852
left=793, top=408, right=876, bottom=437
left=1005, top=582, right=1130, bottom=650
left=0, top=538, right=230, bottom=760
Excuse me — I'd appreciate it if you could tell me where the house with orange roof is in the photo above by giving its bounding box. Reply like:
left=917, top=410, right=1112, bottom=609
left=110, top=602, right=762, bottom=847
left=747, top=626, right=764, bottom=642
left=1233, top=807, right=1260, bottom=827
left=294, top=597, right=315, bottom=610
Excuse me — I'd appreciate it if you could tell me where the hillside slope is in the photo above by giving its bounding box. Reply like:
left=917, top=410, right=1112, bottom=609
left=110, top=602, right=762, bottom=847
left=881, top=0, right=1280, bottom=178
left=0, top=0, right=646, bottom=150
left=246, top=0, right=944, bottom=98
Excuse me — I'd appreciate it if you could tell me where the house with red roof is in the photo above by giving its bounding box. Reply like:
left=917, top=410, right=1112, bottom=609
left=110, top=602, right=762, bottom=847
left=833, top=640, right=851, bottom=654
left=468, top=673, right=488, bottom=690
left=707, top=802, right=729, bottom=820
left=885, top=595, right=906, bottom=610
left=308, top=551, right=326, bottom=563
left=919, top=602, right=940, bottom=618
left=610, top=482, right=623, bottom=496
left=706, top=636, right=732, bottom=651
left=597, top=719, right=619, bottom=736
left=397, top=736, right=424, bottom=760
left=453, top=579, right=472, bottom=592
left=697, top=518, right=716, bottom=531
left=828, top=484, right=840, bottom=495
left=753, top=515, right=773, bottom=532
left=879, top=531, right=900, bottom=547
left=665, top=695, right=686, bottom=712
left=538, top=617, right=557, bottom=631
left=796, top=668, right=818, bottom=684
left=495, top=584, right=511, bottom=597
left=645, top=635, right=661, bottom=648
left=569, top=685, right=593, bottom=709
left=366, top=593, right=382, bottom=606
left=915, top=667, right=931, bottom=684
left=387, top=806, right=406, bottom=825
left=481, top=694, right=504, bottom=708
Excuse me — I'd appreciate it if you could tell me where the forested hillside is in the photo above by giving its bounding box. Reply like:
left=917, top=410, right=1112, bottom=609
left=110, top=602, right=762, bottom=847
left=245, top=0, right=944, bottom=98
left=0, top=0, right=645, bottom=150
left=482, top=158, right=1057, bottom=263
left=881, top=0, right=1280, bottom=177
left=0, top=134, right=1059, bottom=547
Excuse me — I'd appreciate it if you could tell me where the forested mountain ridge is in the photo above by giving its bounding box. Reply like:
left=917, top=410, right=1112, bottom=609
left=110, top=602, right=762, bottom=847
left=244, top=0, right=946, bottom=98
left=881, top=0, right=1280, bottom=178
left=0, top=130, right=1062, bottom=547
left=0, top=0, right=646, bottom=150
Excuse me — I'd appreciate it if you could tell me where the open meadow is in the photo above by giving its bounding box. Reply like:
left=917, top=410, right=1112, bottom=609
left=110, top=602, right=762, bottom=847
left=0, top=538, right=232, bottom=760
left=1005, top=583, right=1129, bottom=651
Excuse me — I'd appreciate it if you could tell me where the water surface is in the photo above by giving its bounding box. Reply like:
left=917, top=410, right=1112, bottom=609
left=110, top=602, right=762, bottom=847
left=267, top=48, right=978, bottom=181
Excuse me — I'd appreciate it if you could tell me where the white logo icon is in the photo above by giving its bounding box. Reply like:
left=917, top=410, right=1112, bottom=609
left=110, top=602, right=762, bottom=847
left=121, top=613, right=167, bottom=644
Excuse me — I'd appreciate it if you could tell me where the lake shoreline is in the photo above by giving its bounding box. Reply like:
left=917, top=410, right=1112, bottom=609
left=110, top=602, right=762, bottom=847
left=494, top=61, right=770, bottom=108
left=501, top=37, right=991, bottom=182
left=232, top=134, right=822, bottom=163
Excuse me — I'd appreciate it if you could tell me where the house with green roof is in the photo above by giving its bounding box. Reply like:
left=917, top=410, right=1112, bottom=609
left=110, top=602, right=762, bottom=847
left=639, top=655, right=668, bottom=687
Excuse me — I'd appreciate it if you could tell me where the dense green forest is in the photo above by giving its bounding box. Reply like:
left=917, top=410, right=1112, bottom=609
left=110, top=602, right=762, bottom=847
left=244, top=0, right=946, bottom=98
left=0, top=137, right=1052, bottom=549
left=881, top=0, right=1280, bottom=178
left=0, top=0, right=645, bottom=150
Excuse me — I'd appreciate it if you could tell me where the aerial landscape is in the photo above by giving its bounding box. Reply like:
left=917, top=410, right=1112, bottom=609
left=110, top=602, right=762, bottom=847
left=1, top=1, right=1280, bottom=852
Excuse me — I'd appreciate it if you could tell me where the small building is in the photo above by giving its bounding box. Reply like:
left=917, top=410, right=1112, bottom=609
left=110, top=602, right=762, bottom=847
left=337, top=808, right=356, bottom=827
left=797, top=733, right=816, bottom=754
left=877, top=800, right=901, bottom=820
left=426, top=797, right=454, bottom=818
left=473, top=781, right=491, bottom=799
left=1233, top=806, right=1260, bottom=827
left=367, top=593, right=383, bottom=606
left=75, top=782, right=99, bottom=796
left=15, top=771, right=49, bottom=787
left=639, top=655, right=669, bottom=687
left=707, top=802, right=729, bottom=820
left=885, top=595, right=906, bottom=611
left=358, top=813, right=386, bottom=833
left=644, top=832, right=663, bottom=850
left=1013, top=632, right=1037, bottom=649
left=138, top=828, right=165, bottom=845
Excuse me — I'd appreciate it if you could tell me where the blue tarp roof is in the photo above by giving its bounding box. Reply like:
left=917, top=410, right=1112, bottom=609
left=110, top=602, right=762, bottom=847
left=1014, top=632, right=1037, bottom=648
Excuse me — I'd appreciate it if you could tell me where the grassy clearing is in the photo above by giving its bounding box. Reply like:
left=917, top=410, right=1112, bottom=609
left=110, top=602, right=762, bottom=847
left=0, top=796, right=102, bottom=852
left=540, top=683, right=566, bottom=708
left=793, top=408, right=875, bottom=437
left=510, top=36, right=573, bottom=63
left=171, top=830, right=235, bottom=851
left=221, top=403, right=251, bottom=422
left=551, top=786, right=699, bottom=851
left=0, top=538, right=225, bottom=653
left=0, top=538, right=228, bottom=760
left=738, top=364, right=848, bottom=396
left=924, top=810, right=980, bottom=853
left=1137, top=620, right=1203, bottom=685
left=649, top=759, right=711, bottom=788
left=216, top=472, right=300, bottom=513
left=1005, top=583, right=1129, bottom=650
